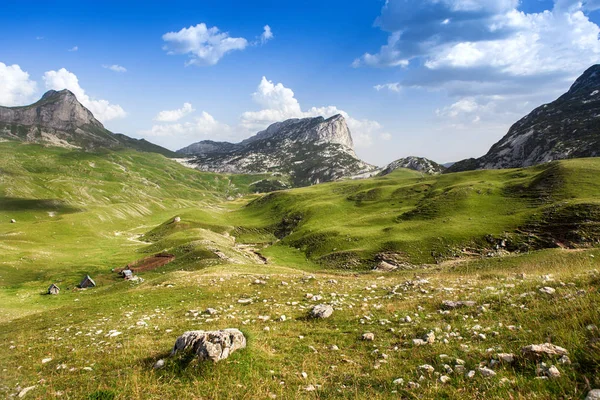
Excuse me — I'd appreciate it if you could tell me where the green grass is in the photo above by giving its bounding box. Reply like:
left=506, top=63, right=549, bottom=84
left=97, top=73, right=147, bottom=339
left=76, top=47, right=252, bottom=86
left=1, top=142, right=600, bottom=399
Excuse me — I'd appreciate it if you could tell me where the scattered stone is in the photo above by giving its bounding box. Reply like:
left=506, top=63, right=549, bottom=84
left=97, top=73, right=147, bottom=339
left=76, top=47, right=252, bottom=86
left=205, top=308, right=218, bottom=315
left=479, top=367, right=496, bottom=378
left=558, top=355, right=571, bottom=365
left=238, top=298, right=253, bottom=305
left=407, top=381, right=420, bottom=389
left=41, top=358, right=52, bottom=364
left=546, top=365, right=561, bottom=379
left=310, top=304, right=333, bottom=319
left=393, top=378, right=404, bottom=385
left=539, top=287, right=556, bottom=295
left=10, top=219, right=16, bottom=224
left=441, top=300, right=476, bottom=309
left=522, top=343, right=568, bottom=359
left=423, top=331, right=435, bottom=344
left=173, top=217, right=181, bottom=223
left=171, top=329, right=246, bottom=363
left=329, top=345, right=339, bottom=351
left=497, top=353, right=515, bottom=363
left=586, top=389, right=600, bottom=400
left=18, top=386, right=36, bottom=398
left=153, top=359, right=165, bottom=369
left=362, top=332, right=375, bottom=341
left=439, top=375, right=451, bottom=384
left=418, top=364, right=435, bottom=373
left=466, top=370, right=476, bottom=379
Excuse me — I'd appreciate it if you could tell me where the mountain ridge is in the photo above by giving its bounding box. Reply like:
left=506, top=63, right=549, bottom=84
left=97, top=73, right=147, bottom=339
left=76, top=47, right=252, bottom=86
left=0, top=89, right=177, bottom=157
left=449, top=64, right=600, bottom=172
left=178, top=114, right=379, bottom=186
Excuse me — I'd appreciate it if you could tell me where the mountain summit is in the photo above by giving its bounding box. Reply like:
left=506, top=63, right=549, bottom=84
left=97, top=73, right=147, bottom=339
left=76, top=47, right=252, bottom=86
left=0, top=90, right=175, bottom=156
left=178, top=114, right=378, bottom=186
left=449, top=65, right=600, bottom=172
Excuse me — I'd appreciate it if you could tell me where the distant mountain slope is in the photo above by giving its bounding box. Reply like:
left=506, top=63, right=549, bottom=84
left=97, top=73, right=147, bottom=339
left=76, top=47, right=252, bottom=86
left=0, top=90, right=177, bottom=157
left=178, top=114, right=379, bottom=186
left=380, top=156, right=446, bottom=176
left=449, top=65, right=600, bottom=172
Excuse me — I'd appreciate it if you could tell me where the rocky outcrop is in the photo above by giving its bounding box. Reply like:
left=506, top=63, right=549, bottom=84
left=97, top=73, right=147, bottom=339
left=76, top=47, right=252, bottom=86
left=178, top=115, right=378, bottom=187
left=380, top=156, right=446, bottom=176
left=310, top=304, right=334, bottom=319
left=171, top=329, right=247, bottom=362
left=449, top=65, right=600, bottom=172
left=0, top=90, right=176, bottom=156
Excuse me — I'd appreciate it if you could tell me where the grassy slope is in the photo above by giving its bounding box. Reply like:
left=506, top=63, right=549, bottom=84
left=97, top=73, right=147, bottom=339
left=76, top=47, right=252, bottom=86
left=230, top=159, right=600, bottom=269
left=1, top=143, right=600, bottom=399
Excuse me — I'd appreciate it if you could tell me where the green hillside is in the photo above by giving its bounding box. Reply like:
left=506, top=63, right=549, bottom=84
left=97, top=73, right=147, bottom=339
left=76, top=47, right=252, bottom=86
left=1, top=142, right=600, bottom=399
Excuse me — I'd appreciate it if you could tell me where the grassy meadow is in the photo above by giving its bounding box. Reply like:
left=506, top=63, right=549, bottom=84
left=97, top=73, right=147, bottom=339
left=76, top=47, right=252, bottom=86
left=1, top=141, right=600, bottom=399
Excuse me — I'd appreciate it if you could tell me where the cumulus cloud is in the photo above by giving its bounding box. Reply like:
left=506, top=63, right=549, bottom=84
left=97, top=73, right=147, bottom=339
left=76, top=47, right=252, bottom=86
left=102, top=64, right=127, bottom=73
left=43, top=68, right=126, bottom=122
left=364, top=0, right=600, bottom=133
left=154, top=102, right=195, bottom=122
left=139, top=77, right=388, bottom=150
left=68, top=46, right=78, bottom=52
left=0, top=62, right=38, bottom=106
left=140, top=111, right=232, bottom=142
left=162, top=23, right=249, bottom=66
left=261, top=25, right=274, bottom=44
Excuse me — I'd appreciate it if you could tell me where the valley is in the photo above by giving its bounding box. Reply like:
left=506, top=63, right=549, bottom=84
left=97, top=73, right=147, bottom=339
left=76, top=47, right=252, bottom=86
left=1, top=141, right=600, bottom=399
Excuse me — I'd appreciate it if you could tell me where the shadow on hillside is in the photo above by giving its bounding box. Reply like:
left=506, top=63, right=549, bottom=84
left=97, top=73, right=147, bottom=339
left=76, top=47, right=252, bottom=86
left=0, top=197, right=82, bottom=213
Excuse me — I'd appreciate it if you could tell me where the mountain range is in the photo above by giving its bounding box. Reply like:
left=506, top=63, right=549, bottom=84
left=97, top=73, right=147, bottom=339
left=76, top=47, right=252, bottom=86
left=2, top=65, right=600, bottom=184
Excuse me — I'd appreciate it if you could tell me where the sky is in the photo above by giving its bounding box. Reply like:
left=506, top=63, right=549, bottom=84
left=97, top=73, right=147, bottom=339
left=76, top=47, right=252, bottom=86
left=1, top=0, right=600, bottom=166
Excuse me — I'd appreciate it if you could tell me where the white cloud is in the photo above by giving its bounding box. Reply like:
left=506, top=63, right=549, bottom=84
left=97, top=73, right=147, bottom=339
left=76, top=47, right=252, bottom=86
left=102, top=64, right=127, bottom=73
left=425, top=8, right=600, bottom=76
left=43, top=68, right=126, bottom=122
left=261, top=25, right=274, bottom=44
left=374, top=82, right=401, bottom=92
left=162, top=23, right=249, bottom=66
left=0, top=62, right=38, bottom=106
left=154, top=102, right=195, bottom=122
left=139, top=77, right=388, bottom=150
left=140, top=111, right=231, bottom=139
left=68, top=46, right=78, bottom=52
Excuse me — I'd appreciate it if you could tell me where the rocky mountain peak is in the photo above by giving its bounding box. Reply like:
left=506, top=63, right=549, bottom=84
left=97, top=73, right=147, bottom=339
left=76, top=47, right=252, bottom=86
left=380, top=156, right=446, bottom=176
left=567, top=64, right=600, bottom=95
left=177, top=113, right=376, bottom=187
left=448, top=64, right=600, bottom=172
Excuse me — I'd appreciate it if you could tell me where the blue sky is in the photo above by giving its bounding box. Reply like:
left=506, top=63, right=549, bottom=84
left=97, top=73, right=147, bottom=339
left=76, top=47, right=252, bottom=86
left=1, top=0, right=600, bottom=165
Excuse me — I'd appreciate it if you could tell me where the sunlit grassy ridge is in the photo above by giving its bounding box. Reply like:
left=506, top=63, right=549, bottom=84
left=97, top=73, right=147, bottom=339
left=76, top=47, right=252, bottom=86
left=1, top=142, right=600, bottom=399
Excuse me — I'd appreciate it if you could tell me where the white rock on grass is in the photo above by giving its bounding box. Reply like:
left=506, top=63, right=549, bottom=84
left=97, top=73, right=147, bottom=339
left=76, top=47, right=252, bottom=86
left=479, top=367, right=496, bottom=377
left=439, top=375, right=451, bottom=384
left=153, top=359, right=165, bottom=369
left=171, top=329, right=246, bottom=363
left=539, top=287, right=556, bottom=295
left=17, top=386, right=36, bottom=398
left=586, top=389, right=600, bottom=400
left=393, top=378, right=404, bottom=385
left=41, top=358, right=52, bottom=364
left=497, top=353, right=515, bottom=363
left=362, top=332, right=375, bottom=341
left=522, top=343, right=568, bottom=359
left=546, top=365, right=561, bottom=379
left=310, top=304, right=333, bottom=319
left=418, top=364, right=435, bottom=373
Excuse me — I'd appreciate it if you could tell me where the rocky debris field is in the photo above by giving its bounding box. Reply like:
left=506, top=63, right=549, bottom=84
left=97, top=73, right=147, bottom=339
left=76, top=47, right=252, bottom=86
left=2, top=250, right=600, bottom=399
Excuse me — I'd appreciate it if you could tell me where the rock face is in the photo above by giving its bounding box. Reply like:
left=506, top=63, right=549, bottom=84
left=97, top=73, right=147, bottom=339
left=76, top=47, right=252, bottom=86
left=0, top=90, right=176, bottom=156
left=449, top=65, right=600, bottom=172
left=177, top=115, right=378, bottom=187
left=380, top=156, right=446, bottom=176
left=171, top=329, right=246, bottom=362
